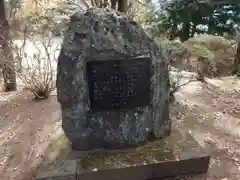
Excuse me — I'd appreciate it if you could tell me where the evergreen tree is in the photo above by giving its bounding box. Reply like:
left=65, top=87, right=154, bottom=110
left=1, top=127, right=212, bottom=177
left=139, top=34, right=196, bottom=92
left=154, top=0, right=240, bottom=41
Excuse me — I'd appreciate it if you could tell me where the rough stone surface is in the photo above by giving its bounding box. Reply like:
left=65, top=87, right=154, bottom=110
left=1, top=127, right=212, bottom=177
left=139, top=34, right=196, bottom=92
left=36, top=160, right=76, bottom=180
left=35, top=126, right=210, bottom=180
left=56, top=8, right=171, bottom=150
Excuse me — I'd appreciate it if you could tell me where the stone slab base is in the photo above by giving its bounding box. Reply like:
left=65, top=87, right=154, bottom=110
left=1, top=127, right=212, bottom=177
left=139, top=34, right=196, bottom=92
left=35, top=127, right=210, bottom=180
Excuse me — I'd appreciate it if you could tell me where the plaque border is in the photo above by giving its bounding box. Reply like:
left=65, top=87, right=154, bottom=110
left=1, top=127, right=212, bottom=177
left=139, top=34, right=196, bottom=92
left=86, top=56, right=152, bottom=112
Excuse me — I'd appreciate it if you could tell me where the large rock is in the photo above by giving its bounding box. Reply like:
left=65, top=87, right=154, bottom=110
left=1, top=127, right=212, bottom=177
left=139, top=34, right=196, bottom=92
left=56, top=8, right=171, bottom=151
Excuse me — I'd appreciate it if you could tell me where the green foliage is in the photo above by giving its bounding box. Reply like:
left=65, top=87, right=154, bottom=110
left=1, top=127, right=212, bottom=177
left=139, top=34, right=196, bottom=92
left=153, top=0, right=240, bottom=41
left=161, top=38, right=216, bottom=75
left=160, top=35, right=236, bottom=76
left=134, top=1, right=154, bottom=25
left=187, top=35, right=236, bottom=76
left=187, top=43, right=216, bottom=77
left=161, top=40, right=187, bottom=63
left=186, top=35, right=235, bottom=52
left=187, top=44, right=215, bottom=65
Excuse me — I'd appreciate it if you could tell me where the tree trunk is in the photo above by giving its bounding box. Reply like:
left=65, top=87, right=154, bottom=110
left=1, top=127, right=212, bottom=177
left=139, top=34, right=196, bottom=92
left=179, top=21, right=190, bottom=42
left=0, top=0, right=17, bottom=91
left=169, top=21, right=177, bottom=40
left=103, top=0, right=108, bottom=7
left=233, top=39, right=240, bottom=77
left=90, top=0, right=128, bottom=12
left=111, top=0, right=118, bottom=9
left=118, top=0, right=128, bottom=12
left=191, top=24, right=197, bottom=38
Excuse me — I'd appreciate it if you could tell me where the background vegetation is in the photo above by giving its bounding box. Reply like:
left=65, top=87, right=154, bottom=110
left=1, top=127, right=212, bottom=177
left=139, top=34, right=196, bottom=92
left=0, top=0, right=239, bottom=99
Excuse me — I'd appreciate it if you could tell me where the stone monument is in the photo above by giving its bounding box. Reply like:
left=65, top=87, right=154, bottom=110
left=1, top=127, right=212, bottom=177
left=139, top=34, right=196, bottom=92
left=35, top=8, right=210, bottom=180
left=57, top=8, right=171, bottom=151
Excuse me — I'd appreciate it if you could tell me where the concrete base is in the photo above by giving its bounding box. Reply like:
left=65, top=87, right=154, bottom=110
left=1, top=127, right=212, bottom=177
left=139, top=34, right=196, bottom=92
left=35, top=126, right=210, bottom=180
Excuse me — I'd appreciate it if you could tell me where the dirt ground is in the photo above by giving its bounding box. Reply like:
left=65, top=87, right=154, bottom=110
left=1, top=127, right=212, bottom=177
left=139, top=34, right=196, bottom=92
left=171, top=77, right=240, bottom=180
left=0, top=77, right=239, bottom=180
left=0, top=90, right=61, bottom=180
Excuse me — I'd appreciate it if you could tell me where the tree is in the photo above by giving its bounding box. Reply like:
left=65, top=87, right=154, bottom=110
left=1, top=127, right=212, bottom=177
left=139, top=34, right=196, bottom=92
left=233, top=38, right=240, bottom=76
left=153, top=0, right=240, bottom=41
left=90, top=0, right=128, bottom=12
left=0, top=0, right=17, bottom=91
left=207, top=2, right=240, bottom=37
left=212, top=0, right=240, bottom=76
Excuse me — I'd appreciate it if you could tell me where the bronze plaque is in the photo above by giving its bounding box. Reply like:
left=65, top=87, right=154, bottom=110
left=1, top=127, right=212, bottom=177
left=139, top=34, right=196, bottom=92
left=87, top=57, right=151, bottom=111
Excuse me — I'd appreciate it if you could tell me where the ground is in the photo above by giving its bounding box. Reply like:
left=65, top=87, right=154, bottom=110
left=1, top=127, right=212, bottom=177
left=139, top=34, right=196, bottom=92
left=0, top=90, right=61, bottom=180
left=171, top=77, right=240, bottom=180
left=0, top=77, right=240, bottom=180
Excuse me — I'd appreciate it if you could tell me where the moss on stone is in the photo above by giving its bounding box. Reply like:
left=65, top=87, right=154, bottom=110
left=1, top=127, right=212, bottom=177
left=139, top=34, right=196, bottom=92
left=79, top=138, right=174, bottom=170
left=43, top=130, right=71, bottom=167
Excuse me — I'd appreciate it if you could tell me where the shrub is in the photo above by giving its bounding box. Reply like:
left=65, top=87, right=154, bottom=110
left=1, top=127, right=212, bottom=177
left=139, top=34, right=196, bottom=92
left=161, top=40, right=187, bottom=62
left=185, top=35, right=236, bottom=76
left=0, top=1, right=66, bottom=98
left=11, top=32, right=60, bottom=99
left=159, top=35, right=236, bottom=77
left=159, top=41, right=197, bottom=102
left=1, top=19, right=61, bottom=99
left=185, top=43, right=217, bottom=77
